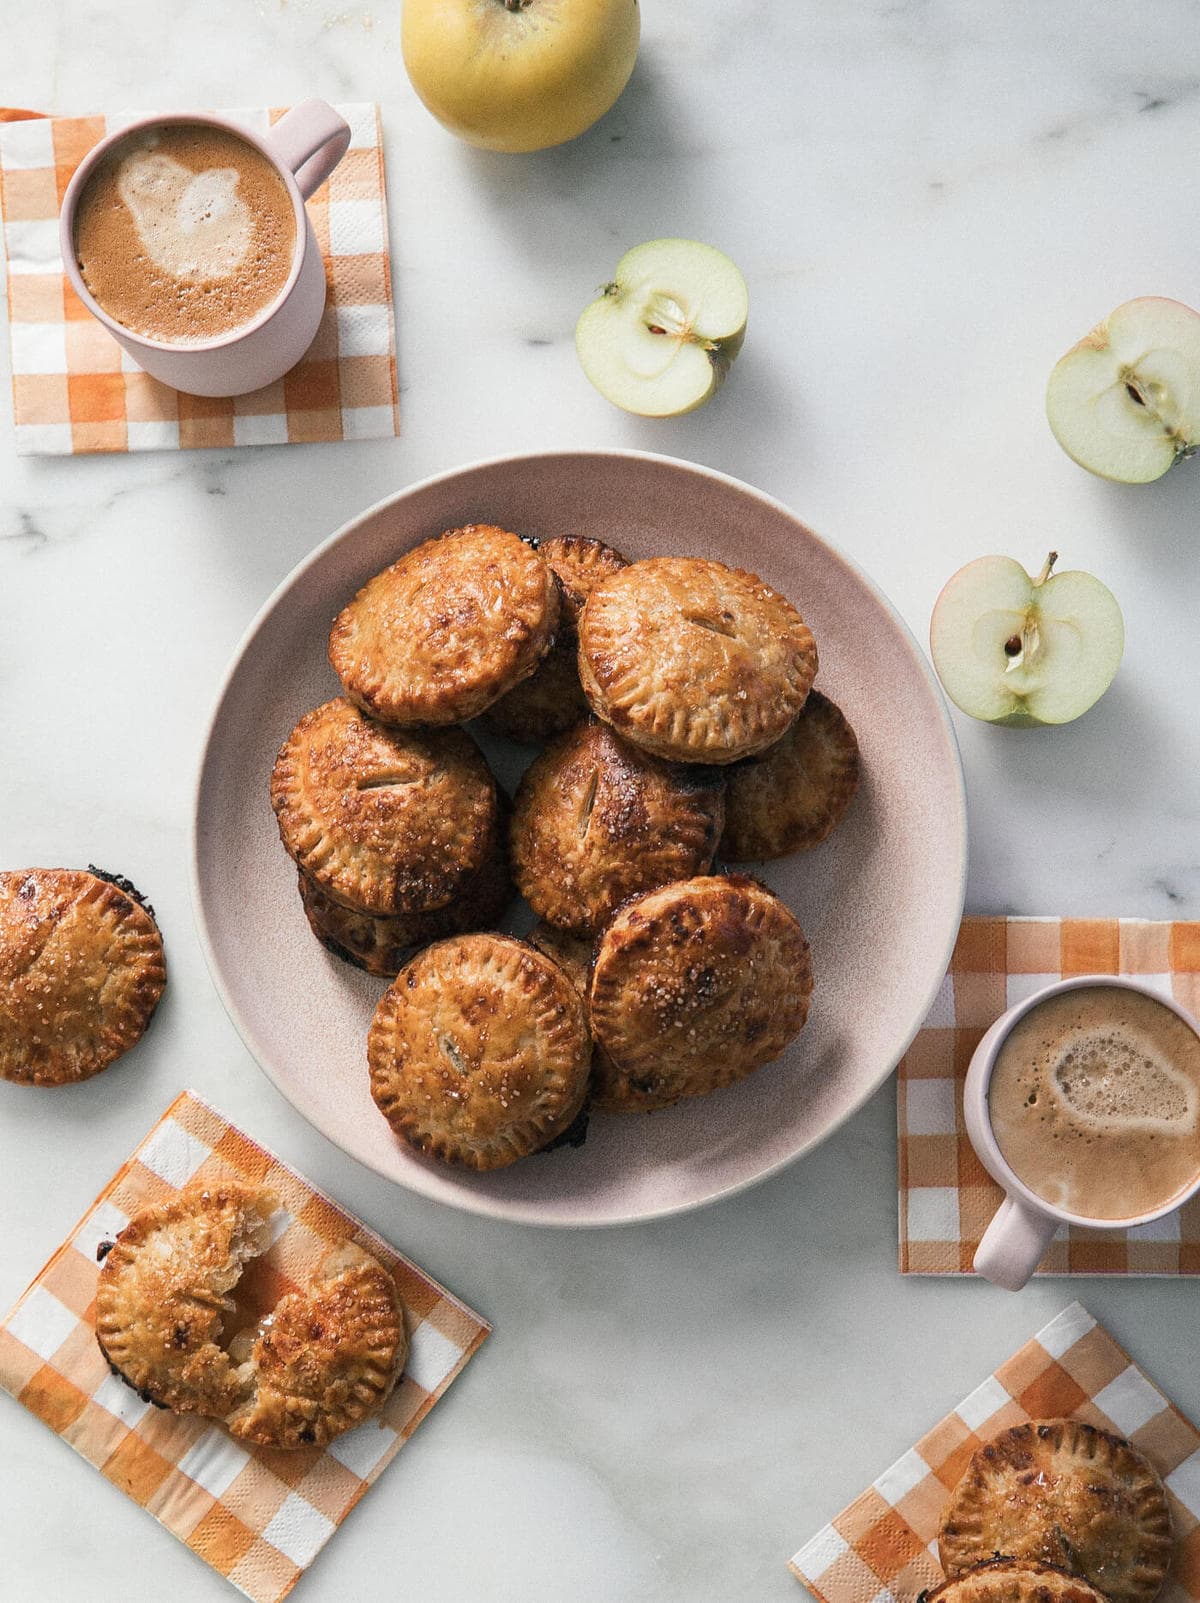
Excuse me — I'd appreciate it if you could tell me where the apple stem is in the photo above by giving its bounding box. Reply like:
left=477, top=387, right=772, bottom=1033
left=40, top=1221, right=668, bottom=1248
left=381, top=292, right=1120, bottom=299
left=1034, top=551, right=1058, bottom=589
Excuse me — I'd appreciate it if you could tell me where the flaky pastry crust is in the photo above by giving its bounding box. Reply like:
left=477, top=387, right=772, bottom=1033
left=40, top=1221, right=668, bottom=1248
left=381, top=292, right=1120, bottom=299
left=225, top=1240, right=408, bottom=1450
left=920, top=1561, right=1114, bottom=1603
left=368, top=933, right=591, bottom=1171
left=328, top=524, right=560, bottom=726
left=270, top=698, right=496, bottom=916
left=721, top=690, right=860, bottom=860
left=483, top=640, right=589, bottom=745
left=528, top=921, right=638, bottom=1115
left=297, top=831, right=514, bottom=976
left=95, top=1184, right=278, bottom=1418
left=939, top=1420, right=1173, bottom=1603
left=538, top=535, right=628, bottom=630
left=588, top=875, right=813, bottom=1111
left=577, top=557, right=818, bottom=764
left=96, top=1184, right=407, bottom=1449
left=0, top=868, right=166, bottom=1087
left=510, top=719, right=725, bottom=935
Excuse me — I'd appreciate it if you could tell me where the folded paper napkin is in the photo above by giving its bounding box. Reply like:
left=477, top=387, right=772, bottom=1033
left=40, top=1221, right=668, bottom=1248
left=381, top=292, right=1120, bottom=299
left=0, top=104, right=399, bottom=454
left=898, top=916, right=1200, bottom=1275
left=790, top=1300, right=1200, bottom=1603
left=0, top=1091, right=488, bottom=1603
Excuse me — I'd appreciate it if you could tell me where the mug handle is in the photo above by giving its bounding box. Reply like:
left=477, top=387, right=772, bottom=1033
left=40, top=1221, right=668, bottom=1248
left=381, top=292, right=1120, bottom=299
left=973, top=1195, right=1058, bottom=1291
left=263, top=99, right=351, bottom=200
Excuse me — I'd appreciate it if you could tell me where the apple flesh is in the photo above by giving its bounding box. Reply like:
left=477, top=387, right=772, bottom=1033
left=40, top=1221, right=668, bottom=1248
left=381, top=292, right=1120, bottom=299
left=929, top=553, right=1124, bottom=727
left=1046, top=297, right=1200, bottom=483
left=575, top=238, right=749, bottom=417
left=401, top=0, right=640, bottom=154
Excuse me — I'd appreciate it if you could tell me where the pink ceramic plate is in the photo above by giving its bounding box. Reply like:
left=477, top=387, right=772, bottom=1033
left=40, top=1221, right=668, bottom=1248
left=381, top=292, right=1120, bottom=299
left=192, top=450, right=966, bottom=1226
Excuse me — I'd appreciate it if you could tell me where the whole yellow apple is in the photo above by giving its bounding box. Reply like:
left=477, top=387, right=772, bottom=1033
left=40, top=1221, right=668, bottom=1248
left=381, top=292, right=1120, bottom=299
left=402, top=0, right=641, bottom=154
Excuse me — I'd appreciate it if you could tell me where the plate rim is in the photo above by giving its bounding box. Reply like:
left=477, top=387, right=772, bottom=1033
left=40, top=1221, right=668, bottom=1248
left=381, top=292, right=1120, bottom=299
left=189, top=447, right=967, bottom=1228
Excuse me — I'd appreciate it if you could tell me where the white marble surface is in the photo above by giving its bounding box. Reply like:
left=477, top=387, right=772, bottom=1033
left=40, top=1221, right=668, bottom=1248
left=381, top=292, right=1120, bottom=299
left=3, top=3, right=1200, bottom=1599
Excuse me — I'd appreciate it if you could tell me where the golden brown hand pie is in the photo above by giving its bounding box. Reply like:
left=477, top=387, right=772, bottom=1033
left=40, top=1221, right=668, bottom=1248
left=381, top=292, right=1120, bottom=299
left=510, top=719, right=725, bottom=935
left=588, top=875, right=813, bottom=1112
left=96, top=1184, right=407, bottom=1448
left=538, top=535, right=628, bottom=630
left=368, top=933, right=591, bottom=1170
left=297, top=833, right=514, bottom=976
left=271, top=698, right=496, bottom=916
left=938, top=1420, right=1173, bottom=1603
left=527, top=920, right=595, bottom=995
left=95, top=1184, right=278, bottom=1419
left=920, top=1561, right=1114, bottom=1603
left=0, top=867, right=166, bottom=1087
left=484, top=536, right=627, bottom=744
left=578, top=557, right=818, bottom=764
left=329, top=524, right=560, bottom=726
left=224, top=1240, right=408, bottom=1450
left=721, top=690, right=860, bottom=860
left=527, top=921, right=640, bottom=1116
left=482, top=640, right=589, bottom=745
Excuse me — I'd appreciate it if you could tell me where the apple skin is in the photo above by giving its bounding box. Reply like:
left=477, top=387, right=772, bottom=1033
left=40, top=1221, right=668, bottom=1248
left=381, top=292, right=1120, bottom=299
left=402, top=0, right=641, bottom=154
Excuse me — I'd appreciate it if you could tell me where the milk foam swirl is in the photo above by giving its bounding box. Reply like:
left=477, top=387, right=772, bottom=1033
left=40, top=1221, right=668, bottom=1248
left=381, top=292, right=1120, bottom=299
left=117, top=150, right=252, bottom=280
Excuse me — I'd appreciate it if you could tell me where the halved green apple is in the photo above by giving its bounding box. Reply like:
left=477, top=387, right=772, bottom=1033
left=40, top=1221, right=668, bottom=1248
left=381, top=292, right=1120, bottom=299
left=929, top=554, right=1124, bottom=727
left=575, top=238, right=748, bottom=417
left=1046, top=297, right=1200, bottom=483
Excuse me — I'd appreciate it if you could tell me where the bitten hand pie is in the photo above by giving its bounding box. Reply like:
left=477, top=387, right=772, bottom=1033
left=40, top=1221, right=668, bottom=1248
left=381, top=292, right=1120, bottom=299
left=577, top=556, right=818, bottom=764
left=938, top=1420, right=1173, bottom=1603
left=223, top=1239, right=409, bottom=1450
left=270, top=698, right=497, bottom=916
left=96, top=1184, right=280, bottom=1420
left=720, top=690, right=860, bottom=860
left=510, top=718, right=725, bottom=935
left=0, top=867, right=166, bottom=1087
left=588, top=875, right=813, bottom=1111
left=95, top=1183, right=407, bottom=1449
left=329, top=524, right=560, bottom=726
left=368, top=933, right=591, bottom=1170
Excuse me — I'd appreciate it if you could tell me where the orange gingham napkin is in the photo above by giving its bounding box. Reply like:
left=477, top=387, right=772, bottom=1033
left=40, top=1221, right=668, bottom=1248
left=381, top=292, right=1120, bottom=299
left=898, top=917, right=1200, bottom=1276
left=789, top=1301, right=1200, bottom=1603
left=0, top=1090, right=489, bottom=1603
left=0, top=104, right=399, bottom=453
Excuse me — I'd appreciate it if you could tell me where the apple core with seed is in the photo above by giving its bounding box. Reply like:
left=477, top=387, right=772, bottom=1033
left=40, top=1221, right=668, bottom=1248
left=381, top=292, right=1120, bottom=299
left=929, top=553, right=1124, bottom=728
left=1046, top=296, right=1200, bottom=483
left=575, top=238, right=749, bottom=417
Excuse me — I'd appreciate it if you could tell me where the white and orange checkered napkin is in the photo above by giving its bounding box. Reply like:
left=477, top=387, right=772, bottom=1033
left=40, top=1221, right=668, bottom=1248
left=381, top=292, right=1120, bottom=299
left=0, top=105, right=399, bottom=454
left=790, top=1302, right=1200, bottom=1603
left=0, top=1091, right=489, bottom=1603
left=898, top=917, right=1200, bottom=1277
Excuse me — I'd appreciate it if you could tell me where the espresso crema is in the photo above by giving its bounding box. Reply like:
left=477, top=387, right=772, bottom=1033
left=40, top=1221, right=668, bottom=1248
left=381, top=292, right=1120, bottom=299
left=989, top=985, right=1200, bottom=1220
left=73, top=122, right=295, bottom=345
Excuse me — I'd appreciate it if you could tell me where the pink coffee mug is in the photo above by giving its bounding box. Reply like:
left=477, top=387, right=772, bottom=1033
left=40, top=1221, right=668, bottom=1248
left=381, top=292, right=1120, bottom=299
left=964, top=974, right=1200, bottom=1291
left=59, top=100, right=351, bottom=397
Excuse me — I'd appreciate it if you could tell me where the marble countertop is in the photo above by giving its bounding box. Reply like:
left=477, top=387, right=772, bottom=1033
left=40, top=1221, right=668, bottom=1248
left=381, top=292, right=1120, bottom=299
left=3, top=3, right=1200, bottom=1599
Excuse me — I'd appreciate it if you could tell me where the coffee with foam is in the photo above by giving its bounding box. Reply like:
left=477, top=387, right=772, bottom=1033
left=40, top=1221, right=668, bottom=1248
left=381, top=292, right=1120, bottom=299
left=989, top=985, right=1200, bottom=1220
left=74, top=123, right=295, bottom=346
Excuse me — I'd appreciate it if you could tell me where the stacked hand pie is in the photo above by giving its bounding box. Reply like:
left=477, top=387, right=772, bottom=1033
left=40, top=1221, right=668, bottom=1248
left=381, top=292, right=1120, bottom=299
left=925, top=1419, right=1173, bottom=1603
left=271, top=523, right=862, bottom=1172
